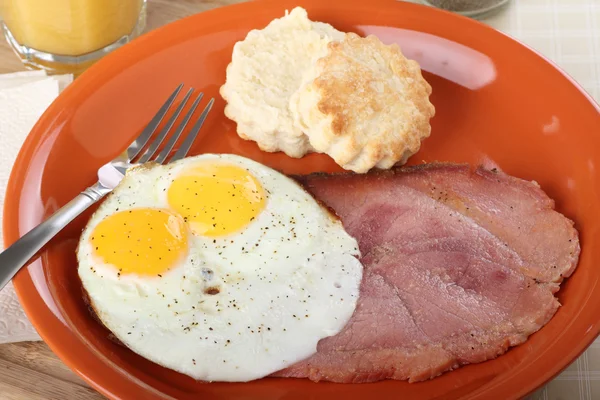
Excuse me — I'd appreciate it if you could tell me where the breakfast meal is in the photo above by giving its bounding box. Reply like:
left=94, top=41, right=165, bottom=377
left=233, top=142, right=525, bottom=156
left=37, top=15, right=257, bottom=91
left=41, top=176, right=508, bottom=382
left=220, top=7, right=435, bottom=172
left=77, top=5, right=581, bottom=387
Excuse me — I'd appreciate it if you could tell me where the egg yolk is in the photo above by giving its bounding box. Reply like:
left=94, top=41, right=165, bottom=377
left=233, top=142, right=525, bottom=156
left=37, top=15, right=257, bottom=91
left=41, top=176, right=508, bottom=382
left=167, top=162, right=266, bottom=236
left=90, top=209, right=188, bottom=276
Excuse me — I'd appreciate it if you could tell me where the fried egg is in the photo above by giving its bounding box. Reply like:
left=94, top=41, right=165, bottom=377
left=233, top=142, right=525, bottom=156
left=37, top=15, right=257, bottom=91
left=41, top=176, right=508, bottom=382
left=77, top=154, right=363, bottom=382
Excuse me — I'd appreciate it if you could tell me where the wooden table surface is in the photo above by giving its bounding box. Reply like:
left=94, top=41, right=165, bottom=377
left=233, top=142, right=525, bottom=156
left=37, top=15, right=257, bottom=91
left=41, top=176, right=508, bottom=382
left=0, top=1, right=241, bottom=398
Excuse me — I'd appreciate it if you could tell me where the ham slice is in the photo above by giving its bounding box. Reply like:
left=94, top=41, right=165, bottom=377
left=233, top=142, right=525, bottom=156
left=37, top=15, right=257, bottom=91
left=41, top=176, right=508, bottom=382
left=273, top=163, right=580, bottom=383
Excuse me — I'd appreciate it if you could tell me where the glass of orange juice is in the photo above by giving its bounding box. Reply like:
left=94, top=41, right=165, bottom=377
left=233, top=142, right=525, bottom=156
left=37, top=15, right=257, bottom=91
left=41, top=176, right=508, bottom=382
left=0, top=0, right=147, bottom=75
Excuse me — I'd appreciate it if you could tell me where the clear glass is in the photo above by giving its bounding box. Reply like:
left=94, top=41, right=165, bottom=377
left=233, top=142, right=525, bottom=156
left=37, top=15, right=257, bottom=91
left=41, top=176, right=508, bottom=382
left=422, top=0, right=512, bottom=19
left=0, top=0, right=147, bottom=75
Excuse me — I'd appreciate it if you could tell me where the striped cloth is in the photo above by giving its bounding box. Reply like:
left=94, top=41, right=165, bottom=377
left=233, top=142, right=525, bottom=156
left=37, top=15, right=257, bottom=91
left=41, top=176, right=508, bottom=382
left=484, top=0, right=600, bottom=103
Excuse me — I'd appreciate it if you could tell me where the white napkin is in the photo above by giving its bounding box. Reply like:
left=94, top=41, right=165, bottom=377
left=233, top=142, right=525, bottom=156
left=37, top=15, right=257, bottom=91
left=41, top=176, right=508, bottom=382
left=0, top=71, right=73, bottom=344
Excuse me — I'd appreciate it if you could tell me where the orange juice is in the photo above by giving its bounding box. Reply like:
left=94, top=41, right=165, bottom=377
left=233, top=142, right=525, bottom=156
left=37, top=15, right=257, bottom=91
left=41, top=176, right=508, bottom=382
left=1, top=0, right=144, bottom=56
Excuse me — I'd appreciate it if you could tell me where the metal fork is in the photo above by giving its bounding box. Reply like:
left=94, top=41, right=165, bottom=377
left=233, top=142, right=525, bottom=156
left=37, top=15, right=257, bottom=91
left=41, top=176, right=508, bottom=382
left=0, top=84, right=214, bottom=290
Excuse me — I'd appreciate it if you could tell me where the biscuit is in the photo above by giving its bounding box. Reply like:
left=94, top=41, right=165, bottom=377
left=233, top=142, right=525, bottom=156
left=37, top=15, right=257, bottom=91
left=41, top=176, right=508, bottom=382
left=290, top=33, right=435, bottom=173
left=219, top=7, right=345, bottom=158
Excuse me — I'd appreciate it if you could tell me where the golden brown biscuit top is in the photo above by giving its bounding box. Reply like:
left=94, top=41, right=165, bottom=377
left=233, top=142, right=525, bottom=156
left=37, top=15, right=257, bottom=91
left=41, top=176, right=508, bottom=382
left=292, top=32, right=435, bottom=172
left=317, top=32, right=433, bottom=139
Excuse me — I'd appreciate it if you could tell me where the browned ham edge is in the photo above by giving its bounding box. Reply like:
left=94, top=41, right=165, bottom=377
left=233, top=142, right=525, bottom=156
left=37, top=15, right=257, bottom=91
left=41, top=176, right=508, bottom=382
left=272, top=163, right=580, bottom=383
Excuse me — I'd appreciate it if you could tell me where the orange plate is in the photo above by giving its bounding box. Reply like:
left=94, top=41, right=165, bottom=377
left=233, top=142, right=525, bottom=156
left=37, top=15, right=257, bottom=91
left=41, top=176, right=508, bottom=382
left=4, top=0, right=600, bottom=399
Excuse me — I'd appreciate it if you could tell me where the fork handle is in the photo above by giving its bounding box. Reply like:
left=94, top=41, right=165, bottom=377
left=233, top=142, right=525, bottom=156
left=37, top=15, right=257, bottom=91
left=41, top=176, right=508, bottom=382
left=0, top=182, right=111, bottom=290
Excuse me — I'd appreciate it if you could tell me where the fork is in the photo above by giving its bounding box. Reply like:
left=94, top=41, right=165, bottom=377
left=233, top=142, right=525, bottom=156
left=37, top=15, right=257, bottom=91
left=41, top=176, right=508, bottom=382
left=0, top=84, right=214, bottom=290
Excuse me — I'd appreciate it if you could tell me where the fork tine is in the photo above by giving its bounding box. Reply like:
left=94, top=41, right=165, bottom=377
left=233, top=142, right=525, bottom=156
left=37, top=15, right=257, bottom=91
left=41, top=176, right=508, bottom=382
left=169, top=98, right=215, bottom=163
left=153, top=92, right=204, bottom=164
left=127, top=83, right=183, bottom=161
left=136, top=88, right=193, bottom=163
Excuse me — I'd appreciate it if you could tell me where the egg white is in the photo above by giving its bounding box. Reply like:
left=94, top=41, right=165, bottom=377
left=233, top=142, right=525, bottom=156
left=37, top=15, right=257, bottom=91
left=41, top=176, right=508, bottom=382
left=77, top=154, right=363, bottom=382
